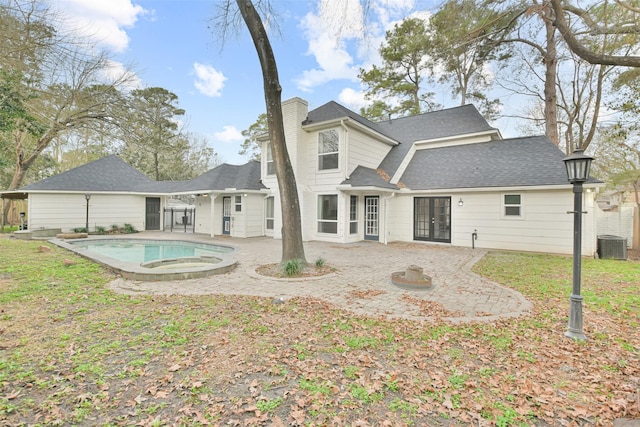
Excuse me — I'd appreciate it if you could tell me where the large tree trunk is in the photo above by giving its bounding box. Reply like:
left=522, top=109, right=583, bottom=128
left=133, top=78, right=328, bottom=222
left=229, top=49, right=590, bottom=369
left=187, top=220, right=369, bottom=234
left=236, top=0, right=307, bottom=264
left=543, top=7, right=559, bottom=147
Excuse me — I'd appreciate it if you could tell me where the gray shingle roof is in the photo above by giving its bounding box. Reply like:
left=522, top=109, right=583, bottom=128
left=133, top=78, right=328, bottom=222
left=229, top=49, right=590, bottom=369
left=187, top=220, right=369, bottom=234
left=180, top=161, right=265, bottom=192
left=341, top=166, right=399, bottom=189
left=377, top=104, right=497, bottom=177
left=20, top=155, right=266, bottom=194
left=304, top=101, right=397, bottom=141
left=20, top=155, right=155, bottom=192
left=399, top=135, right=573, bottom=190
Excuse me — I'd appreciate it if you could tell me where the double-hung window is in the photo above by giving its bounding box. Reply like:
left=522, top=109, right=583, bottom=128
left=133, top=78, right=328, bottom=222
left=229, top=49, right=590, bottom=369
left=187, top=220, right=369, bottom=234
left=349, top=195, right=358, bottom=234
left=235, top=195, right=242, bottom=212
left=318, top=129, right=339, bottom=170
left=266, top=143, right=275, bottom=175
left=265, top=197, right=274, bottom=230
left=503, top=194, right=522, bottom=217
left=318, top=195, right=338, bottom=234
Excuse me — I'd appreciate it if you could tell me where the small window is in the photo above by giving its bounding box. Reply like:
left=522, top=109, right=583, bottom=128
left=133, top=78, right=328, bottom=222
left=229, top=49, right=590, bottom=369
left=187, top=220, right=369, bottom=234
left=318, top=195, right=338, bottom=234
left=349, top=195, right=358, bottom=234
left=265, top=197, right=274, bottom=230
left=504, top=194, right=521, bottom=217
left=235, top=195, right=242, bottom=212
left=266, top=143, right=275, bottom=175
left=318, top=129, right=339, bottom=170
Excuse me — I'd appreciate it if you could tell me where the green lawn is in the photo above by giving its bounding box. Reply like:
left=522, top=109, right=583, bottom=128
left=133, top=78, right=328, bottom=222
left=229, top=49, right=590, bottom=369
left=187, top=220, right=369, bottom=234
left=0, top=238, right=638, bottom=426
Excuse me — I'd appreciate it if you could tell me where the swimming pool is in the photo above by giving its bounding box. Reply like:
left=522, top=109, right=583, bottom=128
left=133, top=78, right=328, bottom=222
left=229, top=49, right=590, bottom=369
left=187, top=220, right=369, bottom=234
left=69, top=239, right=233, bottom=263
left=53, top=237, right=237, bottom=281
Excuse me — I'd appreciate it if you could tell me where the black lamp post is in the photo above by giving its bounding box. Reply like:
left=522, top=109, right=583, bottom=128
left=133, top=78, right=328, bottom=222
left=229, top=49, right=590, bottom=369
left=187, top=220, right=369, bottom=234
left=562, top=148, right=593, bottom=341
left=85, top=194, right=91, bottom=233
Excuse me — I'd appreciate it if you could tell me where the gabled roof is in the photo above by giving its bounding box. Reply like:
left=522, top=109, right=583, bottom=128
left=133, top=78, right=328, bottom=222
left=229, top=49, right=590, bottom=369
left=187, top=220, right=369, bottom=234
left=399, top=135, right=576, bottom=190
left=179, top=161, right=265, bottom=193
left=20, top=155, right=154, bottom=192
left=340, top=166, right=399, bottom=189
left=377, top=104, right=497, bottom=177
left=304, top=101, right=397, bottom=141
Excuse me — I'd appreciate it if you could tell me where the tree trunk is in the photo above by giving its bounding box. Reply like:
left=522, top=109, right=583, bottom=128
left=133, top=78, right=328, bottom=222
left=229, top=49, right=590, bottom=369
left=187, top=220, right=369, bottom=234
left=236, top=0, right=307, bottom=264
left=543, top=7, right=560, bottom=147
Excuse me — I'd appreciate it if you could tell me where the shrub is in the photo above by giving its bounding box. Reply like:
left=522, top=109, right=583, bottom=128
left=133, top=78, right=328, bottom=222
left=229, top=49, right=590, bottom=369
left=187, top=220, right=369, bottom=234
left=73, top=227, right=87, bottom=233
left=283, top=259, right=303, bottom=277
left=315, top=257, right=325, bottom=268
left=95, top=226, right=106, bottom=235
left=123, top=224, right=137, bottom=234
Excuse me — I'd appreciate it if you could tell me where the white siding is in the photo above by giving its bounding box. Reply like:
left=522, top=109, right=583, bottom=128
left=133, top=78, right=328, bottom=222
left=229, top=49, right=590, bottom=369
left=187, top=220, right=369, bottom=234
left=346, top=129, right=392, bottom=176
left=387, top=189, right=598, bottom=256
left=28, top=193, right=145, bottom=232
left=194, top=195, right=211, bottom=235
left=243, top=195, right=266, bottom=238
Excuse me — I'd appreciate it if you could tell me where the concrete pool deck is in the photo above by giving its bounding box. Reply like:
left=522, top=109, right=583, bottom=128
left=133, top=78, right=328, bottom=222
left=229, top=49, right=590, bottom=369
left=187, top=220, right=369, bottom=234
left=105, top=232, right=533, bottom=323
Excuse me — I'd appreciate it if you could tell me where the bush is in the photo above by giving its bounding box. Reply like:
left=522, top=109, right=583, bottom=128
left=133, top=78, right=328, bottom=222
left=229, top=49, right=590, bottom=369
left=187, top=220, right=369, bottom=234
left=123, top=223, right=137, bottom=234
left=73, top=227, right=87, bottom=233
left=283, top=259, right=303, bottom=277
left=95, top=226, right=106, bottom=235
left=315, top=257, right=325, bottom=268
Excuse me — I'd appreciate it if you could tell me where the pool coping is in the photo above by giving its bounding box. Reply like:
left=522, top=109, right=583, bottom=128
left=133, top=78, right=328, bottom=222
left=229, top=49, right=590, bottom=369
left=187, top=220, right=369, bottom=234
left=50, top=236, right=238, bottom=281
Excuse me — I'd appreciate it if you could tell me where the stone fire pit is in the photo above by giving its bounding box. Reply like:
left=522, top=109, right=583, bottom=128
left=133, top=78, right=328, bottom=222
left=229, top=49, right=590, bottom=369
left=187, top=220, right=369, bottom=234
left=391, top=264, right=433, bottom=290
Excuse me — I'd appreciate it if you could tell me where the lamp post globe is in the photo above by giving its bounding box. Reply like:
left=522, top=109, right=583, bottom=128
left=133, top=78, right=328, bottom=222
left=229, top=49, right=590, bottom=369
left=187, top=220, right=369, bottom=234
left=562, top=148, right=593, bottom=341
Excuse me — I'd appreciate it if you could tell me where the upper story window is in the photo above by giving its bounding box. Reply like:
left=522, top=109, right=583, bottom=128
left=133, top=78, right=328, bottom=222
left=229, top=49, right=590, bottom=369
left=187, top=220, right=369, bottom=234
left=503, top=194, right=522, bottom=217
left=318, top=129, right=339, bottom=170
left=266, top=143, right=275, bottom=175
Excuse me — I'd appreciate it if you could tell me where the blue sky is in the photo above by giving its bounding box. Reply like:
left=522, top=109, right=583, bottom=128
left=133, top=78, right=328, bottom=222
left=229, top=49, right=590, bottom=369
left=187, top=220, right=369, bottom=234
left=50, top=0, right=506, bottom=165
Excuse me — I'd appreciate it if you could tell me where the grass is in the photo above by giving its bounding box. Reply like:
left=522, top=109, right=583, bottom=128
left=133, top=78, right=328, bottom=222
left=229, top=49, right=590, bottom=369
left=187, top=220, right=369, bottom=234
left=0, top=238, right=638, bottom=426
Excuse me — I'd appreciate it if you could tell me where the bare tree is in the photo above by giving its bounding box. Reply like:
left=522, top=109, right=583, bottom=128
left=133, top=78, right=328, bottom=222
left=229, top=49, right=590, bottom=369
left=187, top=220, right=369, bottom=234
left=215, top=0, right=306, bottom=264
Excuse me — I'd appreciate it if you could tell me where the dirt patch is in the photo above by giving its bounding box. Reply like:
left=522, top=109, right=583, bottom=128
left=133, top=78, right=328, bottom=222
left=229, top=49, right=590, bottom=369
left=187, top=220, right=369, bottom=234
left=255, top=263, right=335, bottom=279
left=627, top=248, right=640, bottom=261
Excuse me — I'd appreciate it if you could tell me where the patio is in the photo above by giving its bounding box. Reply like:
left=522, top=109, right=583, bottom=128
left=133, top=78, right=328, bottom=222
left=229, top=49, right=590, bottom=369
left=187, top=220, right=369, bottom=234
left=108, top=232, right=533, bottom=322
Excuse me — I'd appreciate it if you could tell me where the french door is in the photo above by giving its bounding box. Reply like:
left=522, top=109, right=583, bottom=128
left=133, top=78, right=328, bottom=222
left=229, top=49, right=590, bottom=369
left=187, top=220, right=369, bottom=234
left=414, top=197, right=451, bottom=243
left=364, top=196, right=379, bottom=241
left=222, top=197, right=231, bottom=235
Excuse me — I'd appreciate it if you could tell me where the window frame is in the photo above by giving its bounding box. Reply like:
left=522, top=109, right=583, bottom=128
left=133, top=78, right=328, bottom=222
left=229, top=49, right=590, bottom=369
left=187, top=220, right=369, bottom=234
left=349, top=195, right=358, bottom=235
left=317, top=194, right=338, bottom=234
left=266, top=142, right=275, bottom=175
left=234, top=195, right=242, bottom=212
left=265, top=196, right=274, bottom=231
left=502, top=194, right=523, bottom=218
left=317, top=129, right=339, bottom=171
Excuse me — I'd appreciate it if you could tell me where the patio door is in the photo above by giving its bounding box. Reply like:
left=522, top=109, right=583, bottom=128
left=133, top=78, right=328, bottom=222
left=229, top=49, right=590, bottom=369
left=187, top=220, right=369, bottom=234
left=364, top=196, right=379, bottom=241
left=222, top=196, right=231, bottom=235
left=414, top=197, right=451, bottom=243
left=145, top=197, right=161, bottom=230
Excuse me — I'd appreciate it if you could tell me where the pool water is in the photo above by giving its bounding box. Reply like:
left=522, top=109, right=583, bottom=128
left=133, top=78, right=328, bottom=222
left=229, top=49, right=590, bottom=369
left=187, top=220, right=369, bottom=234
left=70, top=239, right=233, bottom=263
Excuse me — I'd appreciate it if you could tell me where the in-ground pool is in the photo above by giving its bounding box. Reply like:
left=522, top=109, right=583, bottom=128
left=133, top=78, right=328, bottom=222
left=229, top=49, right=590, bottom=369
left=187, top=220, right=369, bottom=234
left=53, top=238, right=237, bottom=281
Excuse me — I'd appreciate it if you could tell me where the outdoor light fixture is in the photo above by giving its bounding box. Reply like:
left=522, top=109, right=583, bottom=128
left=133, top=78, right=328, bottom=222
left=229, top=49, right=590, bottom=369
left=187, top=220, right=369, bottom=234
left=562, top=148, right=594, bottom=341
left=84, top=194, right=91, bottom=233
left=458, top=198, right=464, bottom=207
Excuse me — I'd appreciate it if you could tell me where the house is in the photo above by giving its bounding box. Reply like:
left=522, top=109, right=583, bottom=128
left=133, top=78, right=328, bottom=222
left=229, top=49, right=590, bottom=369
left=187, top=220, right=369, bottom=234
left=6, top=97, right=603, bottom=255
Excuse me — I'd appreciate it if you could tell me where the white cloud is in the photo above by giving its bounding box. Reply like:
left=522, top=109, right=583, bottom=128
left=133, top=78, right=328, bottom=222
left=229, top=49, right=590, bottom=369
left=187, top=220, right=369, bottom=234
left=101, top=60, right=143, bottom=91
left=52, top=0, right=148, bottom=53
left=193, top=63, right=227, bottom=97
left=338, top=88, right=368, bottom=111
left=294, top=7, right=362, bottom=92
left=214, top=126, right=243, bottom=143
left=294, top=0, right=420, bottom=92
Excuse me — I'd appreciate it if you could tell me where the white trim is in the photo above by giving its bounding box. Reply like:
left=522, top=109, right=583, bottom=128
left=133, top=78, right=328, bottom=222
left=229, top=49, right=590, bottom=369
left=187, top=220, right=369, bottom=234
left=303, top=117, right=399, bottom=146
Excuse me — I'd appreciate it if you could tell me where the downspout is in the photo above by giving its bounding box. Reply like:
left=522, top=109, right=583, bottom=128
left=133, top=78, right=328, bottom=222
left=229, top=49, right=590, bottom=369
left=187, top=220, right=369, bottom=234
left=263, top=194, right=271, bottom=236
left=383, top=192, right=395, bottom=245
left=341, top=119, right=349, bottom=180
